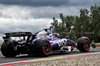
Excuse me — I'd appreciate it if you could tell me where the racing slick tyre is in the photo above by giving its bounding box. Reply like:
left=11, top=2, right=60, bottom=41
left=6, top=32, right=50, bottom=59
left=77, top=37, right=90, bottom=52
left=1, top=41, right=17, bottom=57
left=34, top=39, right=51, bottom=56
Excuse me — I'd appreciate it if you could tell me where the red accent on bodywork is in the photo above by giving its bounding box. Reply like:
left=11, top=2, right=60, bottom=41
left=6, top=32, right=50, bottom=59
left=72, top=46, right=74, bottom=49
left=52, top=33, right=60, bottom=36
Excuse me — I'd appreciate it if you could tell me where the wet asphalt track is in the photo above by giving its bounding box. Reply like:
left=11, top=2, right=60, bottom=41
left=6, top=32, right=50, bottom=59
left=0, top=47, right=100, bottom=64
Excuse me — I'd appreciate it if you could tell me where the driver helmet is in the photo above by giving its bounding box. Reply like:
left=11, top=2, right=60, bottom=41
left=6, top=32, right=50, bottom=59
left=44, top=29, right=50, bottom=35
left=47, top=30, right=50, bottom=34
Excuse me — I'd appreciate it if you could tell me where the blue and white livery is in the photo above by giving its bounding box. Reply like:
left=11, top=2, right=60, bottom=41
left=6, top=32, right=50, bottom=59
left=1, top=29, right=94, bottom=57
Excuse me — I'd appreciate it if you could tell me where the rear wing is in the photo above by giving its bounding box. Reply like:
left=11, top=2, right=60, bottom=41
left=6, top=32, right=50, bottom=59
left=5, top=32, right=32, bottom=37
left=3, top=32, right=35, bottom=43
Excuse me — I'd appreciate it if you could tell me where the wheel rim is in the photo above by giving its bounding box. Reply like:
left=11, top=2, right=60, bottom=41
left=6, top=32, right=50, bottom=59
left=85, top=40, right=89, bottom=49
left=42, top=40, right=51, bottom=55
left=44, top=42, right=50, bottom=53
left=83, top=38, right=90, bottom=51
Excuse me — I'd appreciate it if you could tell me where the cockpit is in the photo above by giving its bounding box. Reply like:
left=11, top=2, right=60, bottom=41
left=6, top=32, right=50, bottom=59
left=36, top=29, right=60, bottom=40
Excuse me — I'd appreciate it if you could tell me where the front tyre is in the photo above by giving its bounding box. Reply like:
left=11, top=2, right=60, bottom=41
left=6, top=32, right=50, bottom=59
left=34, top=39, right=51, bottom=56
left=77, top=37, right=90, bottom=52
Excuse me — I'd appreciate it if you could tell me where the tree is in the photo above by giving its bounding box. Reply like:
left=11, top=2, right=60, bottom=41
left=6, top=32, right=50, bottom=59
left=50, top=4, right=100, bottom=42
left=50, top=17, right=59, bottom=33
left=90, top=4, right=100, bottom=42
left=73, top=8, right=90, bottom=38
left=73, top=16, right=81, bottom=38
left=50, top=13, right=75, bottom=38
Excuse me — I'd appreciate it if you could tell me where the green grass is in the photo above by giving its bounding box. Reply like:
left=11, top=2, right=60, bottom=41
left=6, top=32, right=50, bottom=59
left=0, top=44, right=1, bottom=48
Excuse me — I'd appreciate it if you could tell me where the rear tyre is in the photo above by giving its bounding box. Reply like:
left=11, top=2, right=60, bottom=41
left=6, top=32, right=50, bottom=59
left=34, top=39, right=51, bottom=56
left=1, top=41, right=17, bottom=57
left=77, top=37, right=90, bottom=52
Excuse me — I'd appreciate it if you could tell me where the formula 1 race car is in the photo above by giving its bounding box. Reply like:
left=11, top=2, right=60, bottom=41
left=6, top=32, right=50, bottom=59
left=1, top=29, right=95, bottom=57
